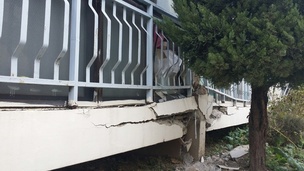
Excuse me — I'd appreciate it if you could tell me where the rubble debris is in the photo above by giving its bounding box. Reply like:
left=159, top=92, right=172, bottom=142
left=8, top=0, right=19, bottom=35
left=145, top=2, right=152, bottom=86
left=217, top=164, right=240, bottom=170
left=210, top=109, right=223, bottom=119
left=171, top=158, right=182, bottom=164
left=184, top=162, right=221, bottom=171
left=200, top=156, right=204, bottom=163
left=229, top=145, right=249, bottom=159
left=183, top=153, right=194, bottom=166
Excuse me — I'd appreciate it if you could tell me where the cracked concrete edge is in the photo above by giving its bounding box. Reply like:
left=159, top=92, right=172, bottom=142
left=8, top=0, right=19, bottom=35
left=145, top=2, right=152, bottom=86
left=92, top=119, right=157, bottom=128
left=90, top=102, right=193, bottom=135
left=92, top=118, right=187, bottom=132
left=151, top=97, right=198, bottom=117
left=88, top=97, right=201, bottom=127
left=0, top=97, right=203, bottom=132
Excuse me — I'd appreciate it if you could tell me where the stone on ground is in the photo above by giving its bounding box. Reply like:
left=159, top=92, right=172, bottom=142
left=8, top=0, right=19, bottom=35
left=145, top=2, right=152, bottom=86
left=229, top=145, right=249, bottom=159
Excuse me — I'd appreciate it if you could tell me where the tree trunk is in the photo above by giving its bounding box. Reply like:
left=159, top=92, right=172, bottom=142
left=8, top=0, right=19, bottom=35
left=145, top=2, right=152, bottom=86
left=249, top=86, right=269, bottom=171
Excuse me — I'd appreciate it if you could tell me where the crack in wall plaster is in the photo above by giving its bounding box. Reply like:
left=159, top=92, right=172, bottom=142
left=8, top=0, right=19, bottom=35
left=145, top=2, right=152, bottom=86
left=91, top=119, right=157, bottom=128
left=91, top=113, right=188, bottom=130
left=149, top=104, right=193, bottom=118
left=77, top=98, right=199, bottom=130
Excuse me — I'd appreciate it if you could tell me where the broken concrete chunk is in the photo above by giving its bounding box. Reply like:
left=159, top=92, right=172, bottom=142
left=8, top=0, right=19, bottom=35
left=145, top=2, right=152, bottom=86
left=200, top=156, right=204, bottom=163
left=206, top=156, right=213, bottom=163
left=217, top=164, right=240, bottom=170
left=183, top=139, right=192, bottom=152
left=152, top=97, right=197, bottom=117
left=185, top=162, right=221, bottom=171
left=155, top=91, right=167, bottom=102
left=210, top=109, right=223, bottom=119
left=183, top=153, right=194, bottom=166
left=229, top=145, right=249, bottom=159
left=171, top=158, right=182, bottom=164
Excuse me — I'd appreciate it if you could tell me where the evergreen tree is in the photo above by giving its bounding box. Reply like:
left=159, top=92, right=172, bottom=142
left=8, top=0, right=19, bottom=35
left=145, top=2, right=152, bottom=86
left=158, top=0, right=304, bottom=170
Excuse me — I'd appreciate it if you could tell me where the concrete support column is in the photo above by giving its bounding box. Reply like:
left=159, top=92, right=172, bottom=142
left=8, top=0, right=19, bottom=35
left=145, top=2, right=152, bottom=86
left=184, top=94, right=213, bottom=160
left=185, top=111, right=206, bottom=160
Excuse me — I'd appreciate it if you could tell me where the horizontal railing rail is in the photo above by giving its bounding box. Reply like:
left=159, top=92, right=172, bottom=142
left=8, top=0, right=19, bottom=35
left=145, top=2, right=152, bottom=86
left=200, top=77, right=251, bottom=106
left=205, top=86, right=251, bottom=103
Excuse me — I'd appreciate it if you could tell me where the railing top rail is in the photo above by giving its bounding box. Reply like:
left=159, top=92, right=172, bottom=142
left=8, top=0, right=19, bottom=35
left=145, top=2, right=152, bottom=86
left=205, top=86, right=251, bottom=103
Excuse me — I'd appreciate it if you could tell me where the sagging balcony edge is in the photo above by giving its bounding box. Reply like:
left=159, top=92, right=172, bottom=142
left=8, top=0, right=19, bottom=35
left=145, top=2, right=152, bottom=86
left=0, top=0, right=194, bottom=106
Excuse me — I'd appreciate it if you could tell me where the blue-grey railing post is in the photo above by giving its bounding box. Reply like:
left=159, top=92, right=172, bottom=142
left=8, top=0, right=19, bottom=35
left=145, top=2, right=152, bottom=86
left=248, top=84, right=252, bottom=101
left=242, top=79, right=246, bottom=107
left=146, top=4, right=153, bottom=102
left=215, top=91, right=218, bottom=103
left=54, top=0, right=70, bottom=80
left=187, top=70, right=193, bottom=97
left=230, top=85, right=233, bottom=97
left=34, top=0, right=52, bottom=79
left=221, top=88, right=225, bottom=103
left=233, top=84, right=237, bottom=106
left=0, top=0, right=4, bottom=39
left=11, top=0, right=29, bottom=77
left=244, top=82, right=247, bottom=101
left=68, top=0, right=81, bottom=106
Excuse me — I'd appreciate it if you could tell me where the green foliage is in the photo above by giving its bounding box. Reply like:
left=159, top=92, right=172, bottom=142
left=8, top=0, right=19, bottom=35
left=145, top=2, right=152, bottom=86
left=158, top=0, right=304, bottom=88
left=225, top=126, right=249, bottom=149
left=207, top=126, right=304, bottom=170
left=205, top=126, right=248, bottom=156
left=268, top=86, right=304, bottom=147
left=267, top=86, right=304, bottom=170
left=266, top=145, right=304, bottom=171
left=205, top=140, right=227, bottom=156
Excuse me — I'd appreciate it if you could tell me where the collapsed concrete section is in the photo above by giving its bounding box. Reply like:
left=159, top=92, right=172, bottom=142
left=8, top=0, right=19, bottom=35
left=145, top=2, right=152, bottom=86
left=0, top=96, right=208, bottom=171
left=206, top=102, right=250, bottom=132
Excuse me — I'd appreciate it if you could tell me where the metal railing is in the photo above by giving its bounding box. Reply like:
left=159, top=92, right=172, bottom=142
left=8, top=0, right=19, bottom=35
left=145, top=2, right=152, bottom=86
left=0, top=0, right=191, bottom=105
left=201, top=77, right=251, bottom=106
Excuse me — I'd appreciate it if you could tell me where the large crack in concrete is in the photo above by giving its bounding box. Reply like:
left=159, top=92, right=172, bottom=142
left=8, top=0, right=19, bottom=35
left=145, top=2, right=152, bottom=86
left=88, top=97, right=200, bottom=130
left=91, top=112, right=191, bottom=130
left=91, top=118, right=157, bottom=128
left=91, top=116, right=188, bottom=129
